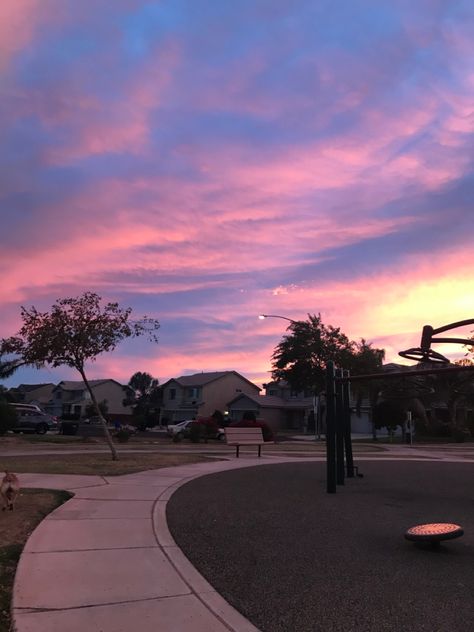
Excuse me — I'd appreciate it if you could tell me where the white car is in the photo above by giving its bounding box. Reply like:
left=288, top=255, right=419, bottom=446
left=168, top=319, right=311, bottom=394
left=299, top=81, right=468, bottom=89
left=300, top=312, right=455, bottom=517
left=167, top=420, right=225, bottom=440
left=167, top=420, right=195, bottom=439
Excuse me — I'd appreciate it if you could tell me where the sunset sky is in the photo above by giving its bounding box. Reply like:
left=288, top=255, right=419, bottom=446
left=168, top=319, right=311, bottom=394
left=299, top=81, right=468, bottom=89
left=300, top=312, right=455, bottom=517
left=1, top=0, right=473, bottom=390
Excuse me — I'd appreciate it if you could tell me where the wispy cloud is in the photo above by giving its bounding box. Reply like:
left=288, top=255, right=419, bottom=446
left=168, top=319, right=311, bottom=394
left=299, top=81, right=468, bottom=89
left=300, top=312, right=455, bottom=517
left=1, top=0, right=473, bottom=387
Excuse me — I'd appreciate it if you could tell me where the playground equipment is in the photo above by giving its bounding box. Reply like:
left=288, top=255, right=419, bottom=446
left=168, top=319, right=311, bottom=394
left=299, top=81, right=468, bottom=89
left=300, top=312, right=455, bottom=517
left=325, top=319, right=474, bottom=493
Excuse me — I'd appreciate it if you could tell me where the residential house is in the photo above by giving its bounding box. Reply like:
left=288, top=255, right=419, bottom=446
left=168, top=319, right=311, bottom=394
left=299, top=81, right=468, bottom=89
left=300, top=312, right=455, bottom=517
left=9, top=383, right=55, bottom=413
left=50, top=380, right=133, bottom=421
left=226, top=380, right=378, bottom=434
left=227, top=380, right=315, bottom=432
left=160, top=371, right=260, bottom=424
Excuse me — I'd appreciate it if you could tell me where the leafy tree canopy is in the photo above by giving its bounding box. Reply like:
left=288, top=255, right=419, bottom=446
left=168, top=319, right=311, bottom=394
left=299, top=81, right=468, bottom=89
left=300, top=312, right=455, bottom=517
left=0, top=292, right=160, bottom=460
left=0, top=292, right=159, bottom=372
left=125, top=372, right=161, bottom=428
left=271, top=313, right=385, bottom=394
left=127, top=371, right=160, bottom=400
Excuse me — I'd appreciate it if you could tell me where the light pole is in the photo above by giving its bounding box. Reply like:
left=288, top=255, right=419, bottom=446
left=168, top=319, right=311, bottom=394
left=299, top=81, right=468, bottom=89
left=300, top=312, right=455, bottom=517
left=258, top=314, right=296, bottom=325
left=259, top=313, right=320, bottom=438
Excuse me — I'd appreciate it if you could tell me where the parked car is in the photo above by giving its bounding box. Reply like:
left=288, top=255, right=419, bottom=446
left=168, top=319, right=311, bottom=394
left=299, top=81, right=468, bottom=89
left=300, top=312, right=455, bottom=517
left=12, top=409, right=58, bottom=435
left=167, top=419, right=225, bottom=441
left=167, top=420, right=195, bottom=439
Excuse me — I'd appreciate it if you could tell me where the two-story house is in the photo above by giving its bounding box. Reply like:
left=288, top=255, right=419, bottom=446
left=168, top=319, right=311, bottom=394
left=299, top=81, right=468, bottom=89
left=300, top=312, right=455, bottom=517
left=9, top=383, right=55, bottom=412
left=160, top=371, right=261, bottom=424
left=227, top=380, right=315, bottom=431
left=50, top=380, right=133, bottom=420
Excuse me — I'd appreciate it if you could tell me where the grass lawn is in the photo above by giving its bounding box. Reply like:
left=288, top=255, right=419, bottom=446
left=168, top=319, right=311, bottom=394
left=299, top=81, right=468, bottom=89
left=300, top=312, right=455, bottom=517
left=0, top=488, right=71, bottom=632
left=0, top=452, right=217, bottom=476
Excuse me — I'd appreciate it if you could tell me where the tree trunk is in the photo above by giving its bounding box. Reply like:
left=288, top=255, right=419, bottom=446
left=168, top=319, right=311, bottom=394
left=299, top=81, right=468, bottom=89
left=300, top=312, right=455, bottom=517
left=79, top=367, right=118, bottom=460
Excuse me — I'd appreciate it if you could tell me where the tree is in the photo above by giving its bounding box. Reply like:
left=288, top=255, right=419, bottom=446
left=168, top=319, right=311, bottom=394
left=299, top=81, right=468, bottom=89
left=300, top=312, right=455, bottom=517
left=85, top=399, right=109, bottom=420
left=349, top=339, right=385, bottom=440
left=271, top=314, right=385, bottom=394
left=0, top=356, right=23, bottom=380
left=373, top=399, right=406, bottom=439
left=125, top=372, right=161, bottom=429
left=424, top=359, right=474, bottom=435
left=0, top=400, right=17, bottom=435
left=0, top=292, right=159, bottom=460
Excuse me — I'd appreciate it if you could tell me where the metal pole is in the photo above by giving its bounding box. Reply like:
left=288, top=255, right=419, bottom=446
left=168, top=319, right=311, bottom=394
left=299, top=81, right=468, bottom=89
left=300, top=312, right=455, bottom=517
left=343, top=370, right=355, bottom=477
left=326, top=361, right=336, bottom=493
left=335, top=368, right=345, bottom=485
left=407, top=411, right=413, bottom=447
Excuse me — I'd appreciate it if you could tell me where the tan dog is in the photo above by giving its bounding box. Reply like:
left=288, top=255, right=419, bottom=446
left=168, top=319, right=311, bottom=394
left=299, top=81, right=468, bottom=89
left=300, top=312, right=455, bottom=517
left=1, top=471, right=20, bottom=511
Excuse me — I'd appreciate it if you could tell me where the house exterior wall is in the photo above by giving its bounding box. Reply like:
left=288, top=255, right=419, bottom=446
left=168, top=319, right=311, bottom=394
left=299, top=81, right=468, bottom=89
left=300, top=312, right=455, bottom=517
left=161, top=373, right=260, bottom=423
left=90, top=382, right=132, bottom=417
left=259, top=407, right=284, bottom=430
left=200, top=374, right=259, bottom=417
left=22, top=385, right=55, bottom=411
left=226, top=395, right=286, bottom=431
left=50, top=381, right=132, bottom=419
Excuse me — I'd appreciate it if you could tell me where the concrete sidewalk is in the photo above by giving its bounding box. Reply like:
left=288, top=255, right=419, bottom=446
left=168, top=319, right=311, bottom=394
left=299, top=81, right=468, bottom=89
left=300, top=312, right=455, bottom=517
left=12, top=447, right=474, bottom=632
left=13, top=455, right=316, bottom=632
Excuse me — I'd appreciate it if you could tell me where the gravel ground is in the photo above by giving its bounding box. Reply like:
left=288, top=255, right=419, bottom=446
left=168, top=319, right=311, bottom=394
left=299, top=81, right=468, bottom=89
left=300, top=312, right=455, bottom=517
left=167, top=461, right=474, bottom=632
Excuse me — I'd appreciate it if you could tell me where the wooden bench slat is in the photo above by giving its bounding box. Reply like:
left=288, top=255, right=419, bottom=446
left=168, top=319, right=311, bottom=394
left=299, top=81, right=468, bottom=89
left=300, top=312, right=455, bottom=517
left=224, top=427, right=267, bottom=458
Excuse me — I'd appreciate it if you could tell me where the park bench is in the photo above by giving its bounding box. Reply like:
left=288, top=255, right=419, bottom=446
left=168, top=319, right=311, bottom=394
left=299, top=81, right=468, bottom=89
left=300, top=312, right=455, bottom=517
left=224, top=427, right=267, bottom=458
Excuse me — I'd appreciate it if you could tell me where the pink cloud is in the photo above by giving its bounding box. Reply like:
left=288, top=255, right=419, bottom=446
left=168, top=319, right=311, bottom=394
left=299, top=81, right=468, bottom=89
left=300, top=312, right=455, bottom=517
left=43, top=42, right=181, bottom=163
left=0, top=1, right=62, bottom=72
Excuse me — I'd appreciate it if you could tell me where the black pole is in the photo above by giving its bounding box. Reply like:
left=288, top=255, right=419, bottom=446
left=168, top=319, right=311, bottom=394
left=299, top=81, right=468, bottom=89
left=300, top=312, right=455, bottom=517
left=343, top=370, right=354, bottom=478
left=335, top=368, right=345, bottom=485
left=326, top=361, right=336, bottom=493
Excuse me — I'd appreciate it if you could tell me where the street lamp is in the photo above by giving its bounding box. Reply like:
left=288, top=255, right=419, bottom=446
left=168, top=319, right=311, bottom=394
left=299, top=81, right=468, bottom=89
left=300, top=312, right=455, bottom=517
left=259, top=313, right=320, bottom=439
left=258, top=314, right=296, bottom=324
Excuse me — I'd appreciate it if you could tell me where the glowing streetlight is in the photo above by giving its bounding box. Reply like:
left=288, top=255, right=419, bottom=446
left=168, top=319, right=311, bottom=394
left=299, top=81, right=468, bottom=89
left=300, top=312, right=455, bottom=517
left=258, top=314, right=296, bottom=324
left=259, top=313, right=320, bottom=439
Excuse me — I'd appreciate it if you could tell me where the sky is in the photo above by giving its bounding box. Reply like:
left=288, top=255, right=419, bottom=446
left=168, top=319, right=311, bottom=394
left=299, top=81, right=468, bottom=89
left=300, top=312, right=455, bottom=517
left=1, top=0, right=473, bottom=390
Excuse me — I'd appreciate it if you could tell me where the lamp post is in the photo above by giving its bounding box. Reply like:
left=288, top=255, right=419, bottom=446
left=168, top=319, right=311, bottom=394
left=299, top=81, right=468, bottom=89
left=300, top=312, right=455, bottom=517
left=258, top=314, right=296, bottom=325
left=259, top=313, right=320, bottom=439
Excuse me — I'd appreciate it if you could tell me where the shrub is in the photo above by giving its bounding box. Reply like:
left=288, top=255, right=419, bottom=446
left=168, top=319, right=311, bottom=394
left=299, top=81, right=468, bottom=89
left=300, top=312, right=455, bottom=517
left=188, top=422, right=202, bottom=443
left=0, top=401, right=17, bottom=435
left=115, top=428, right=131, bottom=443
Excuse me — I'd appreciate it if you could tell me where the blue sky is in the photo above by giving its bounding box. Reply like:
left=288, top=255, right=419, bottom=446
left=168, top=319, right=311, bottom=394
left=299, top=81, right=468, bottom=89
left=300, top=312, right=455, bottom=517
left=1, top=0, right=473, bottom=388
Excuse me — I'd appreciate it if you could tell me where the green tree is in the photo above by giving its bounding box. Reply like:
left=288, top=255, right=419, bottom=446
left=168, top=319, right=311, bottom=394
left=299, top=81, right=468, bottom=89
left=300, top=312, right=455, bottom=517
left=0, top=400, right=17, bottom=435
left=0, top=356, right=23, bottom=380
left=85, top=399, right=109, bottom=420
left=349, top=339, right=386, bottom=440
left=0, top=292, right=159, bottom=460
left=425, top=360, right=474, bottom=435
left=125, top=371, right=161, bottom=429
left=271, top=314, right=384, bottom=394
left=373, top=399, right=406, bottom=439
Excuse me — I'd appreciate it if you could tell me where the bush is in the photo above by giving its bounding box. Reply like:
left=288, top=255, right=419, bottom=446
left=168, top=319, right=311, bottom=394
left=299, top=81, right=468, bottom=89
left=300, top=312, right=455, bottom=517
left=188, top=422, right=202, bottom=443
left=453, top=429, right=470, bottom=443
left=0, top=401, right=17, bottom=435
left=60, top=421, right=79, bottom=436
left=115, top=428, right=131, bottom=443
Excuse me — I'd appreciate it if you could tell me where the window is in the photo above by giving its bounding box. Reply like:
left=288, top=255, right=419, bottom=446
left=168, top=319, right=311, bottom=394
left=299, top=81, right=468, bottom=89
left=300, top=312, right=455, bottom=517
left=186, top=387, right=200, bottom=399
left=169, top=388, right=176, bottom=401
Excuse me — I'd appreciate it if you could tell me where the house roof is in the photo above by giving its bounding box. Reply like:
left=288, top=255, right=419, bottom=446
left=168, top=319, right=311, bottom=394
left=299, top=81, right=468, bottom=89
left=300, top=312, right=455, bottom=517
left=54, top=379, right=125, bottom=391
left=227, top=393, right=313, bottom=410
left=14, top=383, right=55, bottom=392
left=163, top=371, right=260, bottom=391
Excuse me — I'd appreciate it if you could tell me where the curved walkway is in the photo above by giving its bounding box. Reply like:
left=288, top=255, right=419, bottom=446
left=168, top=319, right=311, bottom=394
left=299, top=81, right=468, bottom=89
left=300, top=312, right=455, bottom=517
left=12, top=448, right=474, bottom=632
